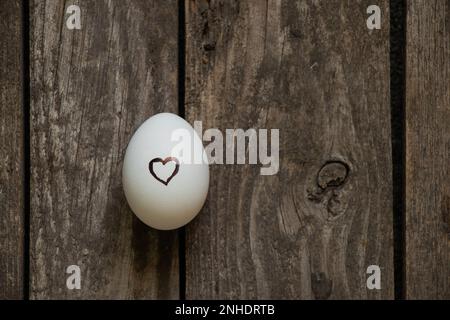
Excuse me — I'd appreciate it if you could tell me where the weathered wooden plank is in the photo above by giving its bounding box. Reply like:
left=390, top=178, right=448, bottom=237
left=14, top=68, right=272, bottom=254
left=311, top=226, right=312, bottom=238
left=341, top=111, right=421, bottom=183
left=405, top=0, right=450, bottom=299
left=30, top=0, right=179, bottom=299
left=0, top=0, right=24, bottom=300
left=186, top=0, right=393, bottom=299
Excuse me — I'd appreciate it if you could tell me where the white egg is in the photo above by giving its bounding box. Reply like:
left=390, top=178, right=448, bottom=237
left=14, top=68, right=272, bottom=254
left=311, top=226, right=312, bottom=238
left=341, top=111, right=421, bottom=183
left=122, top=113, right=209, bottom=230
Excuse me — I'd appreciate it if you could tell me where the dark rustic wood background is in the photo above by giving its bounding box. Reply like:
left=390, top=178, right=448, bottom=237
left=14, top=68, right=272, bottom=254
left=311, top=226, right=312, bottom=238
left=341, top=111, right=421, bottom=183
left=0, top=0, right=448, bottom=300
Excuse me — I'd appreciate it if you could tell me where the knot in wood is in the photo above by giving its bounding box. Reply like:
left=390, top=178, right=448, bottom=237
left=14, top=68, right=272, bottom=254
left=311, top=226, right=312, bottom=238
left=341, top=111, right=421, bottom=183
left=317, top=161, right=349, bottom=190
left=203, top=41, right=216, bottom=51
left=311, top=272, right=333, bottom=299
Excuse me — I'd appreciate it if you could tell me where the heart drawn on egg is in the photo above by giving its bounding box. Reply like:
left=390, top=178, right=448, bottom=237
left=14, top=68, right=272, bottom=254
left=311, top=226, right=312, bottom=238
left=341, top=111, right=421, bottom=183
left=148, top=157, right=180, bottom=186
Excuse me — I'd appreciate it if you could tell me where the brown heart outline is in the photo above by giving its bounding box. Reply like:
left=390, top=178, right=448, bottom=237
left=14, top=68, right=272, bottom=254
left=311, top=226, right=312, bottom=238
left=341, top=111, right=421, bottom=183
left=148, top=157, right=180, bottom=186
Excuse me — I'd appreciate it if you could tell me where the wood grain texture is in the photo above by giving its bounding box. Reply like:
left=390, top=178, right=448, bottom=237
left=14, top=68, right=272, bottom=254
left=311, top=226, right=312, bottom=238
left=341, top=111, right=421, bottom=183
left=186, top=0, right=393, bottom=299
left=30, top=0, right=179, bottom=299
left=406, top=0, right=450, bottom=299
left=0, top=0, right=24, bottom=300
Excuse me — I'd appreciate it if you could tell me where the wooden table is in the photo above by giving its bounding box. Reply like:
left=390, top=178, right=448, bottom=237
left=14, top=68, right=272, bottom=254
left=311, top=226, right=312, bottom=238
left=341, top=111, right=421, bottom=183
left=0, top=0, right=448, bottom=300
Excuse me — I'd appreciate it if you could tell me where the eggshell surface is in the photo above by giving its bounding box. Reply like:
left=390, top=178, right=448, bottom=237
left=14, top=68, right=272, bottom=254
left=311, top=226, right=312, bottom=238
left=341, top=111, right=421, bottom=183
left=123, top=113, right=209, bottom=230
